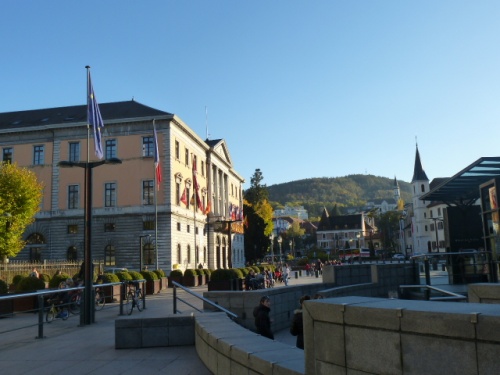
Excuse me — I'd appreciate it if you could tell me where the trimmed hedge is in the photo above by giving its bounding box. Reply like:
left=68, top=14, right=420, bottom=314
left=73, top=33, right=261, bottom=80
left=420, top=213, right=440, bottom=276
left=115, top=271, right=133, bottom=281
left=169, top=269, right=183, bottom=277
left=101, top=273, right=120, bottom=283
left=140, top=270, right=159, bottom=281
left=153, top=269, right=166, bottom=278
left=0, top=279, right=8, bottom=294
left=39, top=273, right=51, bottom=283
left=128, top=271, right=143, bottom=280
left=184, top=269, right=198, bottom=277
left=49, top=273, right=71, bottom=289
left=16, top=276, right=46, bottom=292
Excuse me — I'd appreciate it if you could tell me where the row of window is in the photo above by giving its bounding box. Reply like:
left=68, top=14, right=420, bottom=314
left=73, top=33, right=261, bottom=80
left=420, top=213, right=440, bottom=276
left=2, top=136, right=156, bottom=165
left=65, top=180, right=156, bottom=209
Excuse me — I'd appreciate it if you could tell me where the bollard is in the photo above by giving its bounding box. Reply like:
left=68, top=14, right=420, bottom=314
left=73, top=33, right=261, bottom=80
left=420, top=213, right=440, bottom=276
left=315, top=270, right=319, bottom=278
left=442, top=263, right=446, bottom=271
left=295, top=271, right=298, bottom=279
left=299, top=270, right=302, bottom=277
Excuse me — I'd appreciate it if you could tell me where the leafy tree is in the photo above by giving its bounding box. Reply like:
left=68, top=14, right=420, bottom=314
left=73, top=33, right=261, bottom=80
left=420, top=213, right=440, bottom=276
left=0, top=163, right=43, bottom=261
left=245, top=169, right=269, bottom=205
left=377, top=211, right=401, bottom=250
left=244, top=169, right=273, bottom=262
left=285, top=221, right=305, bottom=255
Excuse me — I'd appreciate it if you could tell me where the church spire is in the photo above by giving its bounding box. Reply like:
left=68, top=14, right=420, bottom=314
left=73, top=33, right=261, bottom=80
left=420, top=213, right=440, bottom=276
left=393, top=176, right=400, bottom=203
left=411, top=145, right=429, bottom=182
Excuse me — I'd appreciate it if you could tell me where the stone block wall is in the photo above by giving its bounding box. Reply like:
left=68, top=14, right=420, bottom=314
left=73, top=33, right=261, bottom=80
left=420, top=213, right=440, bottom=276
left=303, top=296, right=500, bottom=375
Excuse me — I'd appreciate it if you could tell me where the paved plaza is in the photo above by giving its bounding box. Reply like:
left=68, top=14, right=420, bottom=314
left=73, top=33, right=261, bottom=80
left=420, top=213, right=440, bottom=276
left=0, top=267, right=455, bottom=374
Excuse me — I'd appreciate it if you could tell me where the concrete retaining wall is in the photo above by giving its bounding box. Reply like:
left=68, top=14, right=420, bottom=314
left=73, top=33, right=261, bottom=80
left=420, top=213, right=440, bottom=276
left=468, top=283, right=500, bottom=304
left=195, top=312, right=304, bottom=375
left=303, top=296, right=500, bottom=375
left=115, top=315, right=195, bottom=349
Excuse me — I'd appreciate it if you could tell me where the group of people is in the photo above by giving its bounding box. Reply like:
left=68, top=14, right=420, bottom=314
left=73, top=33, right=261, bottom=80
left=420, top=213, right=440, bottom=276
left=245, top=264, right=291, bottom=290
left=253, top=293, right=323, bottom=349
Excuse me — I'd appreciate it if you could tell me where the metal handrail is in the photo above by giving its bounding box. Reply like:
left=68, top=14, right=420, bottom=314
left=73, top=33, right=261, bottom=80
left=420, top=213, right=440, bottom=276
left=171, top=281, right=238, bottom=319
left=399, top=284, right=467, bottom=301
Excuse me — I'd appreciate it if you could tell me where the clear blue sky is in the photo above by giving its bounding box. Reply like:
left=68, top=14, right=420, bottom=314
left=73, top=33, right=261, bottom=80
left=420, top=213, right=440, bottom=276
left=2, top=1, right=500, bottom=189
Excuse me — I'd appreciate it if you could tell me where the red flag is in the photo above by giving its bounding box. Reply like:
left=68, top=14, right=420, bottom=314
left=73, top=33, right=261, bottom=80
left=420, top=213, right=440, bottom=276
left=180, top=186, right=188, bottom=206
left=192, top=157, right=203, bottom=211
left=153, top=122, right=162, bottom=190
left=243, top=215, right=249, bottom=228
left=205, top=200, right=211, bottom=215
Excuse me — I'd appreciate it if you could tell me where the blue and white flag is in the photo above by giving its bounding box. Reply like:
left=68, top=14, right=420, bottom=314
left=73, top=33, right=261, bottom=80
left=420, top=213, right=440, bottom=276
left=87, top=71, right=104, bottom=159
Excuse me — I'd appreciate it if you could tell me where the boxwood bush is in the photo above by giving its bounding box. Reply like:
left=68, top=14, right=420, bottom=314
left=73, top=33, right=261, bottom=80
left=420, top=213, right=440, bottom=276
left=153, top=269, right=166, bottom=278
left=16, top=276, right=46, bottom=292
left=128, top=271, right=143, bottom=280
left=0, top=279, right=8, bottom=294
left=229, top=268, right=244, bottom=279
left=210, top=269, right=233, bottom=281
left=39, top=273, right=51, bottom=283
left=49, top=273, right=71, bottom=289
left=184, top=269, right=198, bottom=277
left=12, top=274, right=24, bottom=287
left=115, top=271, right=133, bottom=281
left=140, top=270, right=158, bottom=281
left=101, top=273, right=120, bottom=283
left=169, top=269, right=183, bottom=277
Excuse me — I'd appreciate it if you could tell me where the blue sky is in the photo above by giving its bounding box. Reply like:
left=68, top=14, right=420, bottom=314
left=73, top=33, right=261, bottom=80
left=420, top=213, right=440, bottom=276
left=2, top=1, right=500, bottom=188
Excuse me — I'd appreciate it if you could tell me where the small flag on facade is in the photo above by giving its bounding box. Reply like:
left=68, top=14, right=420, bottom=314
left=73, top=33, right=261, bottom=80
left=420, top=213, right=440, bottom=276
left=180, top=186, right=188, bottom=206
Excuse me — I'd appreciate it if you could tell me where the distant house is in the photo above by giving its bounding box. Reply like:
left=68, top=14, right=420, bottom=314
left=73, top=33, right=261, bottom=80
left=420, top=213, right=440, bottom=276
left=273, top=205, right=309, bottom=220
left=316, top=208, right=378, bottom=253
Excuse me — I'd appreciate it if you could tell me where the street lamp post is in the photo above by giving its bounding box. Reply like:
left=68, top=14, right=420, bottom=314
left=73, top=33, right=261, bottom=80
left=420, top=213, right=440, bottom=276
left=269, top=233, right=274, bottom=266
left=277, top=236, right=282, bottom=267
left=59, top=157, right=121, bottom=325
left=139, top=235, right=151, bottom=271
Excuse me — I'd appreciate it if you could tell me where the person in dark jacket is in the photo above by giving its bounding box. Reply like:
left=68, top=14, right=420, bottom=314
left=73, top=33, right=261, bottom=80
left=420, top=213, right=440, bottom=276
left=290, top=295, right=311, bottom=349
left=253, top=296, right=274, bottom=339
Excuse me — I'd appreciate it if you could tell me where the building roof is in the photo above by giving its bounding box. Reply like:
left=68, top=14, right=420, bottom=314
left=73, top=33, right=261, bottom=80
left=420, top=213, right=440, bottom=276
left=317, top=213, right=364, bottom=231
left=0, top=100, right=172, bottom=130
left=421, top=157, right=500, bottom=205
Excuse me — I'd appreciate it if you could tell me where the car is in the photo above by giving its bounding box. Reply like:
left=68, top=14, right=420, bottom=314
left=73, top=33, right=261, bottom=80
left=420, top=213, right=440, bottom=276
left=104, top=267, right=128, bottom=274
left=392, top=253, right=405, bottom=260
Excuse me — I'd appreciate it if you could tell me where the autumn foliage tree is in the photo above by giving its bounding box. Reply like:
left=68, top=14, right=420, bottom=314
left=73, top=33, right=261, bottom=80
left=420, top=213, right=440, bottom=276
left=0, top=163, right=43, bottom=261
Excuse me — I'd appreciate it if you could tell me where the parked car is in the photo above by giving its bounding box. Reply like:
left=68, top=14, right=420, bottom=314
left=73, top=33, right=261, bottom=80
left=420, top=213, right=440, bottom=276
left=104, top=267, right=128, bottom=274
left=392, top=253, right=405, bottom=260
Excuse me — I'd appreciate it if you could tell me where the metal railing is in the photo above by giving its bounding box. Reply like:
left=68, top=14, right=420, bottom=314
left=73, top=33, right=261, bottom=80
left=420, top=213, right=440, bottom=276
left=399, top=284, right=468, bottom=301
left=172, top=281, right=237, bottom=319
left=0, top=280, right=145, bottom=339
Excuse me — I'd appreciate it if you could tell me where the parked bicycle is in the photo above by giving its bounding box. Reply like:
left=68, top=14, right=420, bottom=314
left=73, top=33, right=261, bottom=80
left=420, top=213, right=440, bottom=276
left=68, top=282, right=105, bottom=314
left=125, top=280, right=143, bottom=315
left=46, top=298, right=68, bottom=322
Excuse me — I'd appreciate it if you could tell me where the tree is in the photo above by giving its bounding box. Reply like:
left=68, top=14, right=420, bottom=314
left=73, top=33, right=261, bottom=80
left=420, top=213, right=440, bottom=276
left=243, top=169, right=273, bottom=262
left=377, top=211, right=401, bottom=251
left=244, top=169, right=269, bottom=205
left=0, top=163, right=43, bottom=260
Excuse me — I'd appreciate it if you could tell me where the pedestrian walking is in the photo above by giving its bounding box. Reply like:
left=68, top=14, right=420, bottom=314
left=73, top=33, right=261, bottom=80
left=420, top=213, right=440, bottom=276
left=253, top=296, right=274, bottom=339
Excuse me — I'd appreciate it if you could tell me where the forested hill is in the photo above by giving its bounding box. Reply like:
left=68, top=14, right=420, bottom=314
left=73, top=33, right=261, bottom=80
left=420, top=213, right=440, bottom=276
left=267, top=174, right=412, bottom=218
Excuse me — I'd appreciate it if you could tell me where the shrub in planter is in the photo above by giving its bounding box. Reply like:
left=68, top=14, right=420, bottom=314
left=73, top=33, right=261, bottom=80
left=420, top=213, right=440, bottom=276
left=39, top=273, right=51, bottom=283
left=251, top=266, right=260, bottom=274
left=0, top=279, right=8, bottom=295
left=153, top=269, right=165, bottom=278
left=239, top=267, right=249, bottom=277
left=49, top=273, right=71, bottom=289
left=128, top=271, right=143, bottom=280
left=115, top=271, right=132, bottom=282
left=183, top=269, right=199, bottom=287
left=210, top=269, right=232, bottom=281
left=208, top=269, right=240, bottom=291
left=17, top=276, right=46, bottom=292
left=168, top=269, right=183, bottom=287
left=12, top=275, right=24, bottom=288
left=229, top=268, right=244, bottom=279
left=100, top=273, right=120, bottom=302
left=140, top=271, right=160, bottom=294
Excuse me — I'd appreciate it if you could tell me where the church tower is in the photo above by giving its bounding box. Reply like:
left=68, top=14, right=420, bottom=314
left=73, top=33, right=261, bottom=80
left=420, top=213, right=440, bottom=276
left=411, top=145, right=431, bottom=253
left=393, top=176, right=401, bottom=205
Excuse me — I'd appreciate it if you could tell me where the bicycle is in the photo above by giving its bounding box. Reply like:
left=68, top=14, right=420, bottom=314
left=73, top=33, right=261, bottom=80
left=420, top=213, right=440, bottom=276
left=124, top=281, right=143, bottom=315
left=94, top=286, right=106, bottom=311
left=45, top=298, right=68, bottom=323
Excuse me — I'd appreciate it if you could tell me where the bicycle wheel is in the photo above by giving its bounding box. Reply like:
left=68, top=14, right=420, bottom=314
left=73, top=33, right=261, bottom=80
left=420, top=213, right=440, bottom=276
left=95, top=290, right=105, bottom=311
left=125, top=291, right=134, bottom=315
left=46, top=306, right=55, bottom=323
left=135, top=290, right=143, bottom=312
left=69, top=294, right=80, bottom=315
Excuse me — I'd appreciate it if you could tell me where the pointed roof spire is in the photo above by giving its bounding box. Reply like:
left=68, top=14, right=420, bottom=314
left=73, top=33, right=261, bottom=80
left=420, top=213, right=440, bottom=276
left=412, top=145, right=429, bottom=182
left=393, top=176, right=399, bottom=187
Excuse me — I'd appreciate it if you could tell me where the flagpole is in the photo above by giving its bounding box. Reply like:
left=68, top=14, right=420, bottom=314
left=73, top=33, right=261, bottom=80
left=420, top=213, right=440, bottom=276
left=85, top=66, right=90, bottom=164
left=153, top=119, right=159, bottom=270
left=192, top=154, right=197, bottom=267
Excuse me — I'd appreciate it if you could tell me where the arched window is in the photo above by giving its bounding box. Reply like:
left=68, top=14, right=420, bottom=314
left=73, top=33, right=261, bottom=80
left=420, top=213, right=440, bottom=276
left=187, top=245, right=191, bottom=264
left=67, top=246, right=78, bottom=261
left=143, top=243, right=155, bottom=266
left=104, top=245, right=116, bottom=266
left=203, top=246, right=207, bottom=264
left=195, top=245, right=199, bottom=265
left=177, top=244, right=182, bottom=264
left=26, top=233, right=45, bottom=262
left=421, top=184, right=425, bottom=193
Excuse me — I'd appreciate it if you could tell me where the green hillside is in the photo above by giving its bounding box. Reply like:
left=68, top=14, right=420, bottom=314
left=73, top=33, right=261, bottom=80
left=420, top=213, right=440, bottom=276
left=267, top=174, right=412, bottom=218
